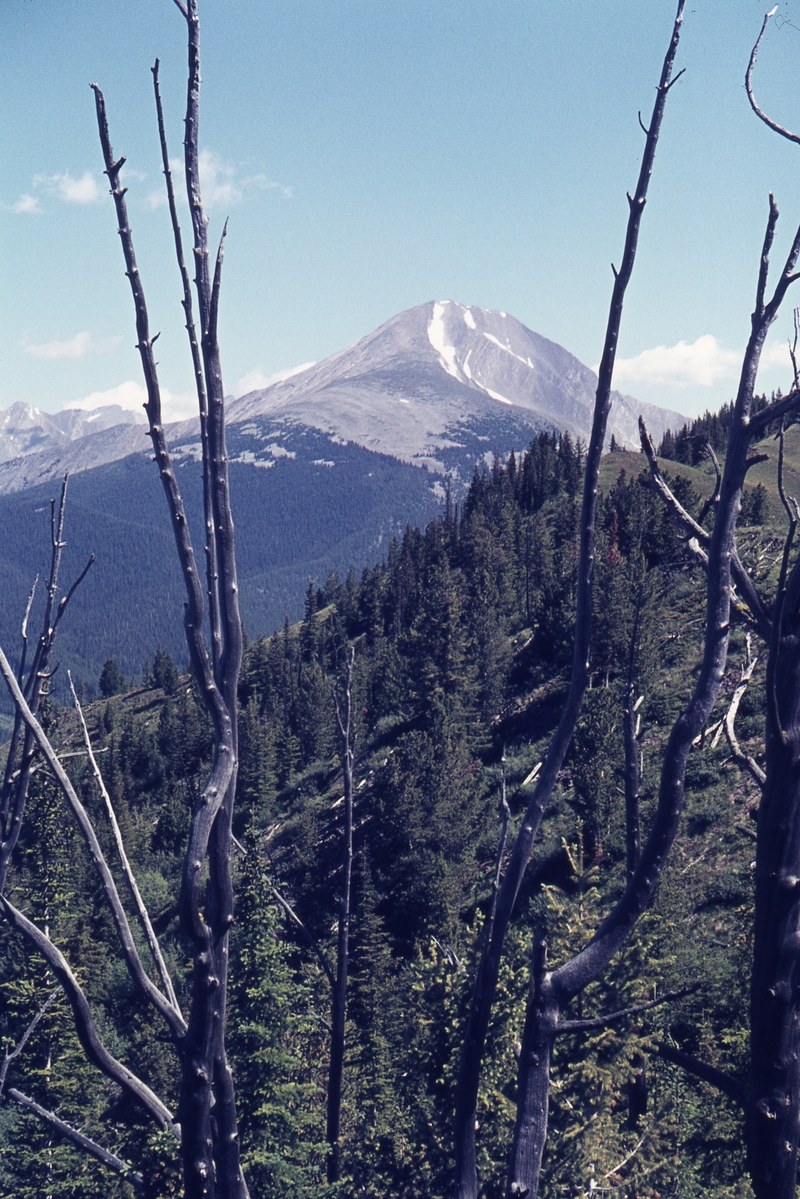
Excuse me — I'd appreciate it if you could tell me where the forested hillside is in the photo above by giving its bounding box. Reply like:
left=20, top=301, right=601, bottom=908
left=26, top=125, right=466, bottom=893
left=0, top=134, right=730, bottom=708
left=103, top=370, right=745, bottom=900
left=0, top=437, right=441, bottom=727
left=0, top=430, right=773, bottom=1197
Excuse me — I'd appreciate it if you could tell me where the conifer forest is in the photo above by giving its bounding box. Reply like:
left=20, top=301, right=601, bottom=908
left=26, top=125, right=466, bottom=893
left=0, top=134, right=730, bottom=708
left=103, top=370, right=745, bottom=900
left=8, top=1, right=800, bottom=1197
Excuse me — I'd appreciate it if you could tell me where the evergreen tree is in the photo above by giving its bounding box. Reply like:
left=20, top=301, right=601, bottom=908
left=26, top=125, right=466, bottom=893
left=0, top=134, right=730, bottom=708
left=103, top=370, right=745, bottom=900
left=228, top=836, right=326, bottom=1196
left=98, top=659, right=125, bottom=699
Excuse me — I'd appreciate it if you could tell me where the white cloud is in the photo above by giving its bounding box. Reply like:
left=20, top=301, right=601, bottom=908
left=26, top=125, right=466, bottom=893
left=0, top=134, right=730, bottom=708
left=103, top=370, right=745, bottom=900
left=34, top=170, right=102, bottom=205
left=69, top=381, right=197, bottom=423
left=759, top=339, right=796, bottom=371
left=608, top=335, right=741, bottom=390
left=199, top=149, right=241, bottom=210
left=10, top=193, right=42, bottom=215
left=606, top=334, right=798, bottom=392
left=235, top=361, right=316, bottom=397
left=145, top=151, right=291, bottom=211
left=69, top=381, right=148, bottom=413
left=22, top=331, right=122, bottom=361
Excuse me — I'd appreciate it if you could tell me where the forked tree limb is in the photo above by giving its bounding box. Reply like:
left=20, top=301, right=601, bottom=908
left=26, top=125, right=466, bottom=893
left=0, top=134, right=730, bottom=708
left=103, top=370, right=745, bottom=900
left=89, top=84, right=218, bottom=726
left=0, top=894, right=176, bottom=1132
left=90, top=82, right=235, bottom=944
left=151, top=56, right=222, bottom=676
left=0, top=644, right=186, bottom=1040
left=557, top=987, right=693, bottom=1034
left=68, top=673, right=183, bottom=1015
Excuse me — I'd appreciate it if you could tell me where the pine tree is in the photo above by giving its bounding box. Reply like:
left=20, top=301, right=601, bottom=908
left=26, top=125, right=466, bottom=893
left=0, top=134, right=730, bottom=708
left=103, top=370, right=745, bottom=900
left=228, top=835, right=327, bottom=1197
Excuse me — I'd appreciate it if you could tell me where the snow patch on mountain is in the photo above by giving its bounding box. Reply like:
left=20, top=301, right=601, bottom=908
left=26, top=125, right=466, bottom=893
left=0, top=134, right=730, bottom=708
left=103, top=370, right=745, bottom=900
left=427, top=301, right=463, bottom=382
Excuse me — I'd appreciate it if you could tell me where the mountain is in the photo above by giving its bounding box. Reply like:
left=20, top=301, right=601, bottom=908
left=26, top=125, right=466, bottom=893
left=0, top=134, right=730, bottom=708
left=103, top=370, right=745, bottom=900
left=0, top=403, right=146, bottom=489
left=0, top=302, right=684, bottom=496
left=228, top=300, right=684, bottom=478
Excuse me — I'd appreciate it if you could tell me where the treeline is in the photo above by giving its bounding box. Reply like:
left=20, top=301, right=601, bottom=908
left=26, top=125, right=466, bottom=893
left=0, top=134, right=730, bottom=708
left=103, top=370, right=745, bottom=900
left=0, top=432, right=758, bottom=1197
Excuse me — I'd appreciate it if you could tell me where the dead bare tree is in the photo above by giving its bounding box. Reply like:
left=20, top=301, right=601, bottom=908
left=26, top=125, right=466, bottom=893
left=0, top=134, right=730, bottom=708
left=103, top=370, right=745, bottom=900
left=623, top=17, right=800, bottom=1197
left=453, top=5, right=686, bottom=1196
left=642, top=397, right=800, bottom=1199
left=505, top=179, right=800, bottom=1192
left=327, top=643, right=357, bottom=1183
left=0, top=1, right=250, bottom=1195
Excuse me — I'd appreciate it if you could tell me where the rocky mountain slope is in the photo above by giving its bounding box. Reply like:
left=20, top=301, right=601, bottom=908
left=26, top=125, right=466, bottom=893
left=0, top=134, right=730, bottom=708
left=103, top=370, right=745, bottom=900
left=220, top=300, right=685, bottom=479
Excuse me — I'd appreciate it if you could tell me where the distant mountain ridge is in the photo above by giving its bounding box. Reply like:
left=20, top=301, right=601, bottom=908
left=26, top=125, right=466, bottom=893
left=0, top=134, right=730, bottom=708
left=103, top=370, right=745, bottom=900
left=0, top=302, right=685, bottom=495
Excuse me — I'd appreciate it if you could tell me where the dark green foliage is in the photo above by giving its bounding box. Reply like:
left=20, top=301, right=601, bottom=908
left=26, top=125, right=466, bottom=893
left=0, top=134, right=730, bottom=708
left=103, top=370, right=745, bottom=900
left=739, top=481, right=770, bottom=526
left=152, top=650, right=180, bottom=695
left=0, top=439, right=441, bottom=718
left=98, top=658, right=125, bottom=698
left=228, top=834, right=327, bottom=1195
left=656, top=394, right=773, bottom=464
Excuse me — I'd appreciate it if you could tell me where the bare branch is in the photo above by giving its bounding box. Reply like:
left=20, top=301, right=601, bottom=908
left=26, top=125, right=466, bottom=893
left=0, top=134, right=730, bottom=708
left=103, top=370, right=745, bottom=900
left=724, top=645, right=766, bottom=788
left=696, top=442, right=722, bottom=526
left=655, top=1042, right=744, bottom=1105
left=68, top=673, right=183, bottom=1015
left=756, top=193, right=780, bottom=317
left=557, top=987, right=693, bottom=1034
left=209, top=219, right=228, bottom=347
left=270, top=883, right=334, bottom=988
left=639, top=418, right=772, bottom=638
left=16, top=575, right=38, bottom=687
left=746, top=10, right=800, bottom=150
left=602, top=1136, right=647, bottom=1181
left=50, top=554, right=95, bottom=647
left=0, top=894, right=176, bottom=1131
left=749, top=386, right=800, bottom=434
left=0, top=988, right=60, bottom=1094
left=639, top=419, right=708, bottom=543
left=5, top=1087, right=145, bottom=1188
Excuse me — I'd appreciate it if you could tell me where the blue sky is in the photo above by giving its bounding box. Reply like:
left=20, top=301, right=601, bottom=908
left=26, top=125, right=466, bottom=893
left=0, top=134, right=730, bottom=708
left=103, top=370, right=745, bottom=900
left=4, top=0, right=800, bottom=423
